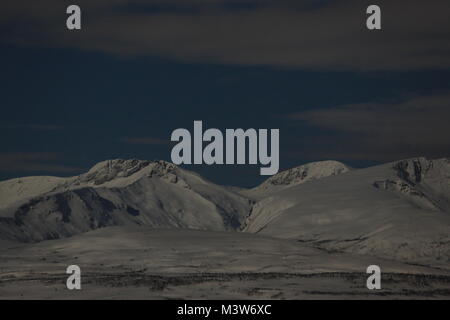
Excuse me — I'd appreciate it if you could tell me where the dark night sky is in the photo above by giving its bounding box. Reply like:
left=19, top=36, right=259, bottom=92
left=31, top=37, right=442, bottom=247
left=1, top=0, right=450, bottom=187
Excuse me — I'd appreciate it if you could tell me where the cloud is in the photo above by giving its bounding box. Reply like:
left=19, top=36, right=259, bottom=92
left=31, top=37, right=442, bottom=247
left=2, top=0, right=450, bottom=71
left=286, top=93, right=450, bottom=161
left=120, top=137, right=169, bottom=145
left=0, top=152, right=83, bottom=173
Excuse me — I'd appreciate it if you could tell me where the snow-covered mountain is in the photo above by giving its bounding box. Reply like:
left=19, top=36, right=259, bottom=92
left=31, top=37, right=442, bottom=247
left=0, top=159, right=251, bottom=242
left=1, top=157, right=449, bottom=268
left=244, top=157, right=450, bottom=267
left=245, top=160, right=351, bottom=198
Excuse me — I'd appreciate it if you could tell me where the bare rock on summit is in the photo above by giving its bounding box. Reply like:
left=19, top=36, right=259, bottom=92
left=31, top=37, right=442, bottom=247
left=249, top=160, right=351, bottom=196
left=77, top=159, right=152, bottom=185
left=374, top=158, right=450, bottom=212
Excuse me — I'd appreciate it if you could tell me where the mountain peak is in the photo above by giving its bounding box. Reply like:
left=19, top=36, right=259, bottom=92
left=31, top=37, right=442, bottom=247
left=254, top=160, right=351, bottom=192
left=81, top=159, right=152, bottom=185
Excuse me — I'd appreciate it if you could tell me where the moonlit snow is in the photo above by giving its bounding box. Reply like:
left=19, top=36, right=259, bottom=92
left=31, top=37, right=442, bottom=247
left=0, top=157, right=449, bottom=299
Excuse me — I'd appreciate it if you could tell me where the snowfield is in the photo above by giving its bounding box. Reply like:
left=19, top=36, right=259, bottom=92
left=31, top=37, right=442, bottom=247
left=1, top=226, right=449, bottom=299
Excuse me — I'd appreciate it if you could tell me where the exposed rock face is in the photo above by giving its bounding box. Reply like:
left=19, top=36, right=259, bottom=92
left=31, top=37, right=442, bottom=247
left=77, top=159, right=152, bottom=185
left=376, top=158, right=450, bottom=212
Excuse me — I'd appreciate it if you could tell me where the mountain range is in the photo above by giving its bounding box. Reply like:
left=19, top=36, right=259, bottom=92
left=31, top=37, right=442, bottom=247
left=0, top=157, right=449, bottom=268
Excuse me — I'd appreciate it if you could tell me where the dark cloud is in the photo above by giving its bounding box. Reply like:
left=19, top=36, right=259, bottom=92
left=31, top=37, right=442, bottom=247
left=286, top=93, right=450, bottom=161
left=2, top=0, right=450, bottom=71
left=120, top=137, right=169, bottom=145
left=0, top=153, right=83, bottom=173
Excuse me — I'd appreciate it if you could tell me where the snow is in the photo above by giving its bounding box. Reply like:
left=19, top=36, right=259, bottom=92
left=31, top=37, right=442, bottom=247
left=0, top=176, right=66, bottom=212
left=244, top=160, right=351, bottom=198
left=0, top=226, right=448, bottom=299
left=0, top=160, right=177, bottom=214
left=244, top=158, right=450, bottom=267
left=0, top=159, right=251, bottom=242
left=0, top=157, right=450, bottom=299
left=0, top=157, right=449, bottom=266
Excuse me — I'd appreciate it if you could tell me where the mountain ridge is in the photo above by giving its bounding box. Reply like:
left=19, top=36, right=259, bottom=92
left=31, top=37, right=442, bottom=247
left=1, top=156, right=449, bottom=268
left=243, top=157, right=450, bottom=267
left=0, top=159, right=252, bottom=242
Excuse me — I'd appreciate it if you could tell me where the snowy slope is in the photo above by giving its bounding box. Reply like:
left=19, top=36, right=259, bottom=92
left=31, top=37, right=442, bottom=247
left=1, top=226, right=441, bottom=275
left=0, top=176, right=66, bottom=212
left=244, top=158, right=450, bottom=267
left=0, top=160, right=251, bottom=242
left=244, top=160, right=351, bottom=198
